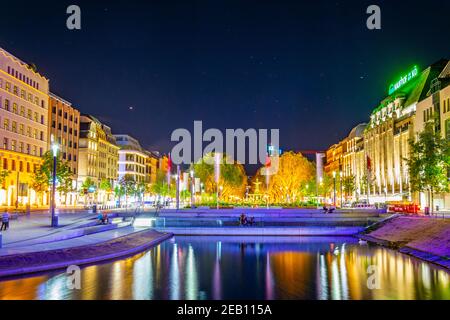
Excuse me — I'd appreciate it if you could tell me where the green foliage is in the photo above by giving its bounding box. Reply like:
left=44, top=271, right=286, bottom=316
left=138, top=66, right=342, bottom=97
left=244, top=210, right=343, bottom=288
left=80, top=177, right=96, bottom=195
left=0, top=169, right=10, bottom=189
left=99, top=179, right=112, bottom=192
left=31, top=151, right=73, bottom=195
left=192, top=153, right=247, bottom=198
left=342, top=175, right=356, bottom=198
left=407, top=121, right=450, bottom=195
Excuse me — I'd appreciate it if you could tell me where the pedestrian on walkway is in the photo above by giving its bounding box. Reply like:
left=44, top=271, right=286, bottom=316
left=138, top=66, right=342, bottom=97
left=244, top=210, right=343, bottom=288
left=1, top=211, right=10, bottom=231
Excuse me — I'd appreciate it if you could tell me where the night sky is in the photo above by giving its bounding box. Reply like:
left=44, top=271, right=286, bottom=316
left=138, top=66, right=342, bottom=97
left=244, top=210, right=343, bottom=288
left=1, top=0, right=449, bottom=155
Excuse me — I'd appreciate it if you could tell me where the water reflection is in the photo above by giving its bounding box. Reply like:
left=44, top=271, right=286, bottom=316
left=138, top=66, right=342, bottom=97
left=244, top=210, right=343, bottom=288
left=0, top=236, right=448, bottom=300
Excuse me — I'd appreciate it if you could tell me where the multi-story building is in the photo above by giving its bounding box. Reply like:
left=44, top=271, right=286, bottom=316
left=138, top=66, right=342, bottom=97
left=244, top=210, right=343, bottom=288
left=145, top=150, right=160, bottom=185
left=114, top=134, right=148, bottom=184
left=78, top=115, right=100, bottom=189
left=414, top=60, right=450, bottom=209
left=326, top=59, right=450, bottom=208
left=365, top=60, right=448, bottom=203
left=48, top=93, right=80, bottom=205
left=100, top=124, right=119, bottom=185
left=0, top=47, right=49, bottom=207
left=78, top=115, right=119, bottom=203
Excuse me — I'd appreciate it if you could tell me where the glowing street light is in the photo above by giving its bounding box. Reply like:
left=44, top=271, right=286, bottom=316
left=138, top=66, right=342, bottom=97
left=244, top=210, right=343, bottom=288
left=332, top=171, right=337, bottom=207
left=51, top=142, right=59, bottom=227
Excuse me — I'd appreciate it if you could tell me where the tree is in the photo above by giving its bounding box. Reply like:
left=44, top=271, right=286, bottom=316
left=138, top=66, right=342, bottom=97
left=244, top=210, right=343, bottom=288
left=192, top=153, right=247, bottom=201
left=119, top=174, right=137, bottom=208
left=342, top=175, right=356, bottom=200
left=80, top=177, right=96, bottom=204
left=407, top=120, right=450, bottom=212
left=263, top=151, right=315, bottom=203
left=99, top=179, right=113, bottom=204
left=0, top=170, right=10, bottom=190
left=31, top=151, right=73, bottom=204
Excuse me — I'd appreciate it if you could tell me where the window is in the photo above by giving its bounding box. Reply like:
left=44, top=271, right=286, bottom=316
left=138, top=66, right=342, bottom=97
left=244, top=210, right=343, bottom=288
left=19, top=142, right=23, bottom=153
left=52, top=106, right=56, bottom=113
left=20, top=89, right=25, bottom=99
left=12, top=103, right=17, bottom=114
left=3, top=119, right=9, bottom=130
left=27, top=109, right=32, bottom=119
left=11, top=160, right=15, bottom=171
left=3, top=138, right=8, bottom=149
left=20, top=106, right=25, bottom=116
left=64, top=112, right=68, bottom=119
left=52, top=121, right=56, bottom=128
left=19, top=124, right=24, bottom=135
left=5, top=82, right=10, bottom=92
left=11, top=121, right=17, bottom=133
left=11, top=140, right=16, bottom=151
left=13, top=86, right=18, bottom=95
left=4, top=99, right=10, bottom=111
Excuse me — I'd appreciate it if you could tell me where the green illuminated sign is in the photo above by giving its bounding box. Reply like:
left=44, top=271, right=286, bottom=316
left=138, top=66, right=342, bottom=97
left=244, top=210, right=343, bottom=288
left=388, top=66, right=419, bottom=95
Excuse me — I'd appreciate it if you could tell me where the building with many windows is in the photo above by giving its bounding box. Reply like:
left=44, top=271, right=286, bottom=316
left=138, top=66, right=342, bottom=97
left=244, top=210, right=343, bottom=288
left=48, top=93, right=80, bottom=205
left=414, top=60, right=450, bottom=209
left=325, top=59, right=450, bottom=209
left=0, top=47, right=49, bottom=207
left=78, top=115, right=119, bottom=203
left=114, top=134, right=148, bottom=184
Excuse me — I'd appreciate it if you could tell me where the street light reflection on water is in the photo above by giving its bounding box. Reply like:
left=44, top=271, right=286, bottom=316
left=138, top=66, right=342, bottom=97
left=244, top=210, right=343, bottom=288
left=0, top=236, right=448, bottom=300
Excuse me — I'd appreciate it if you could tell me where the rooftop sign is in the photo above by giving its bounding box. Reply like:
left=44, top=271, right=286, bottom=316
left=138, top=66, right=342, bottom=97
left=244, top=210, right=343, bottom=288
left=388, top=65, right=419, bottom=95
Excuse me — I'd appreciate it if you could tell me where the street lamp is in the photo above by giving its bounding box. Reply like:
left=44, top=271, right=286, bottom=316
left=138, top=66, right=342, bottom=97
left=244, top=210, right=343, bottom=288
left=51, top=143, right=59, bottom=227
left=190, top=170, right=195, bottom=208
left=332, top=171, right=336, bottom=207
left=218, top=185, right=223, bottom=209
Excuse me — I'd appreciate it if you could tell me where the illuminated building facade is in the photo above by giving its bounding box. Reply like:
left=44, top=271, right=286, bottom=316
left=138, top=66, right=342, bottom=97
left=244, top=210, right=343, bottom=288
left=48, top=93, right=80, bottom=205
left=414, top=60, right=450, bottom=209
left=0, top=47, right=49, bottom=207
left=78, top=115, right=119, bottom=203
left=114, top=134, right=148, bottom=184
left=326, top=59, right=450, bottom=208
left=145, top=151, right=160, bottom=185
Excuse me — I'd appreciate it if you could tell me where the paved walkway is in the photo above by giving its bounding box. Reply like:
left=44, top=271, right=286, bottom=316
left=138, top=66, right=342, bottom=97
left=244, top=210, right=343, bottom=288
left=0, top=210, right=156, bottom=256
left=0, top=210, right=97, bottom=247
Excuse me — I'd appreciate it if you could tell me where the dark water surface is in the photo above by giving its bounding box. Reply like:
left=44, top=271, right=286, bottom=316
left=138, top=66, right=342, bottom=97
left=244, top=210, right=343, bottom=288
left=0, top=236, right=448, bottom=300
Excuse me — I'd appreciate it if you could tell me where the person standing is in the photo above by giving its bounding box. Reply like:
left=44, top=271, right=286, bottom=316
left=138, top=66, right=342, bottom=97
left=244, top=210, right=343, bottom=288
left=1, top=211, right=10, bottom=231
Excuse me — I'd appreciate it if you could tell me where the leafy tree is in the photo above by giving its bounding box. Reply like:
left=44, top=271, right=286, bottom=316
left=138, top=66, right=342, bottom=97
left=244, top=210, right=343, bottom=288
left=192, top=153, right=247, bottom=200
left=99, top=179, right=112, bottom=193
left=31, top=151, right=73, bottom=203
left=80, top=177, right=96, bottom=204
left=341, top=174, right=356, bottom=200
left=407, top=121, right=450, bottom=212
left=0, top=169, right=10, bottom=190
left=263, top=151, right=315, bottom=203
left=99, top=179, right=113, bottom=204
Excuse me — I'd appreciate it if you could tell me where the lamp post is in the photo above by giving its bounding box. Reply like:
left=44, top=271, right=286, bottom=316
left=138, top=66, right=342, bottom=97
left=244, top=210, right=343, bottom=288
left=51, top=143, right=59, bottom=227
left=218, top=185, right=223, bottom=208
left=340, top=173, right=343, bottom=208
left=190, top=170, right=195, bottom=208
left=332, top=171, right=336, bottom=207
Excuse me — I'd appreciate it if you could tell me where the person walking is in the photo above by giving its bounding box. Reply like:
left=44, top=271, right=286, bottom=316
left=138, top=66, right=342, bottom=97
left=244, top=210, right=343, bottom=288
left=1, top=211, right=10, bottom=231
